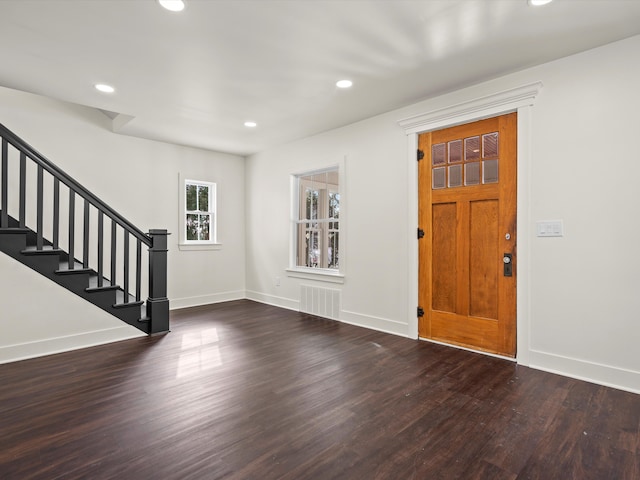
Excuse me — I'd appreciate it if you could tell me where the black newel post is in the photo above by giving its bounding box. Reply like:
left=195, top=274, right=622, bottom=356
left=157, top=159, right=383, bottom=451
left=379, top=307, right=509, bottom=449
left=147, top=229, right=170, bottom=334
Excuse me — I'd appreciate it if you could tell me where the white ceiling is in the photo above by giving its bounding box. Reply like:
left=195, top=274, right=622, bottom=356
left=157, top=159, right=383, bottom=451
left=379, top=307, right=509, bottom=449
left=1, top=0, right=640, bottom=157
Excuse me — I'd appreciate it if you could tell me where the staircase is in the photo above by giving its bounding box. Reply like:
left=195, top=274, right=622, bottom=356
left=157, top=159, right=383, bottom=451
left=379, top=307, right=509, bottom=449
left=0, top=123, right=169, bottom=335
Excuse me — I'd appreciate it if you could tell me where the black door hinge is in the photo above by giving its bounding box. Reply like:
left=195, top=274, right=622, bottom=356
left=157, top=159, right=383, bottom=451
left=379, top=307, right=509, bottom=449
left=417, top=307, right=425, bottom=317
left=417, top=228, right=425, bottom=239
left=417, top=149, right=424, bottom=161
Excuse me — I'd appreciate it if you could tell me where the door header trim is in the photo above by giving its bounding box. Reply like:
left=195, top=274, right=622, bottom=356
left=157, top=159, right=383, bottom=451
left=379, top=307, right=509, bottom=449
left=397, top=82, right=543, bottom=135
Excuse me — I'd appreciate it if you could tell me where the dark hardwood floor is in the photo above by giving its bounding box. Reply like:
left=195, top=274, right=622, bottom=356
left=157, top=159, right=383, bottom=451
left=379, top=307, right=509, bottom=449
left=1, top=300, right=638, bottom=479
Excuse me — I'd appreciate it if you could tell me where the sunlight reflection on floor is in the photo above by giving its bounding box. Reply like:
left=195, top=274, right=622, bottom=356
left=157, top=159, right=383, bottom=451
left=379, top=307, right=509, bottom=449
left=176, top=328, right=222, bottom=378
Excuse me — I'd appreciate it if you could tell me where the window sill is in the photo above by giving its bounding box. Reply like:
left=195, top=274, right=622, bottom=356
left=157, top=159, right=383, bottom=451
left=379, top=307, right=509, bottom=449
left=178, top=242, right=222, bottom=251
left=286, top=268, right=345, bottom=284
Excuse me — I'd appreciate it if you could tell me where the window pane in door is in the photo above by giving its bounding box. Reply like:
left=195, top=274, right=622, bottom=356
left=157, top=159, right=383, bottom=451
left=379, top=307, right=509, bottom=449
left=449, top=165, right=462, bottom=187
left=448, top=140, right=462, bottom=163
left=433, top=167, right=446, bottom=189
left=483, top=159, right=499, bottom=184
left=432, top=143, right=446, bottom=166
left=483, top=132, right=499, bottom=158
left=465, top=162, right=480, bottom=185
left=465, top=136, right=481, bottom=161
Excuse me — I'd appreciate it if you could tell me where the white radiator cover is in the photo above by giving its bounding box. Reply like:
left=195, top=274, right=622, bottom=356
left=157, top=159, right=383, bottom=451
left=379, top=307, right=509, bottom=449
left=300, top=285, right=341, bottom=320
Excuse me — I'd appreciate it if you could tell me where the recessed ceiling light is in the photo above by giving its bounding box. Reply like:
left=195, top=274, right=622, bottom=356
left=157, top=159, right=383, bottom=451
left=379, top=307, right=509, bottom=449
left=336, top=80, right=353, bottom=89
left=528, top=0, right=553, bottom=5
left=244, top=121, right=257, bottom=128
left=158, top=0, right=185, bottom=12
left=95, top=83, right=115, bottom=93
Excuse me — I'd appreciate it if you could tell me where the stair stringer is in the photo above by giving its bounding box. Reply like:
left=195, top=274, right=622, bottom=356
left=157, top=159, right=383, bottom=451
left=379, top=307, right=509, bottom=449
left=0, top=211, right=151, bottom=334
left=0, top=252, right=145, bottom=365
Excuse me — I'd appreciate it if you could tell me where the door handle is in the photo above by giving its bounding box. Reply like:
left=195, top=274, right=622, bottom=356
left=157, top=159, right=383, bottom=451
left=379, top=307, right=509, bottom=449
left=503, top=253, right=512, bottom=277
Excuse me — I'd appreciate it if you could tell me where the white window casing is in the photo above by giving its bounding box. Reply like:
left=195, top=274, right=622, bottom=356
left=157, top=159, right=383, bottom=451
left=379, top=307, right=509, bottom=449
left=178, top=174, right=221, bottom=251
left=288, top=160, right=345, bottom=283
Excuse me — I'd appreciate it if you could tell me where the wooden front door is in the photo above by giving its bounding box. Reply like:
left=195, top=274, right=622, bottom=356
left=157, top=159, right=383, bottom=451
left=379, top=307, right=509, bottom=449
left=418, top=113, right=517, bottom=357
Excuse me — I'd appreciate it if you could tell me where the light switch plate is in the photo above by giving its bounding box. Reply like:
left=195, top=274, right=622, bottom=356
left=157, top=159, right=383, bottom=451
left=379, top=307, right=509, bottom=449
left=536, top=220, right=563, bottom=237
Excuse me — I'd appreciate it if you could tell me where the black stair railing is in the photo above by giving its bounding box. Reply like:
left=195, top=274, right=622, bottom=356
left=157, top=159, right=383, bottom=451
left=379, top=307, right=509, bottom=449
left=0, top=123, right=169, bottom=334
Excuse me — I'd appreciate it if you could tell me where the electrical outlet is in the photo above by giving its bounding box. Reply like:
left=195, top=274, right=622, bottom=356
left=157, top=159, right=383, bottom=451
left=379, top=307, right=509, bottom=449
left=275, top=276, right=281, bottom=287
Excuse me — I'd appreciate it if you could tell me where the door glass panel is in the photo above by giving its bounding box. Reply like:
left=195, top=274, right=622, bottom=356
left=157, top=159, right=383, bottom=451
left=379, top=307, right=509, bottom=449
left=448, top=140, right=462, bottom=163
left=432, top=143, right=446, bottom=166
left=483, top=132, right=499, bottom=157
left=465, top=162, right=480, bottom=186
left=448, top=165, right=462, bottom=187
left=465, top=136, right=480, bottom=161
left=483, top=159, right=499, bottom=184
left=433, top=131, right=500, bottom=190
left=433, top=167, right=446, bottom=189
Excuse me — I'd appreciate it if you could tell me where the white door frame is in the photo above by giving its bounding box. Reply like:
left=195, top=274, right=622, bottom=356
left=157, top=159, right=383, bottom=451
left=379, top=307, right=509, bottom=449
left=398, top=82, right=543, bottom=365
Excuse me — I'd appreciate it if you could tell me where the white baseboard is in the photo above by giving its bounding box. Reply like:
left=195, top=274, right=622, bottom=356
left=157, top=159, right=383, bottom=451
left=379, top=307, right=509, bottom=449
left=0, top=326, right=145, bottom=365
left=245, top=290, right=300, bottom=311
left=170, top=290, right=246, bottom=310
left=246, top=290, right=409, bottom=338
left=529, top=349, right=640, bottom=395
left=340, top=309, right=409, bottom=338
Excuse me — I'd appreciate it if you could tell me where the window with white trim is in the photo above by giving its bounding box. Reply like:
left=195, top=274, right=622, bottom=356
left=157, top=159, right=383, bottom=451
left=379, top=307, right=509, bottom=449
left=293, top=168, right=340, bottom=270
left=184, top=180, right=216, bottom=243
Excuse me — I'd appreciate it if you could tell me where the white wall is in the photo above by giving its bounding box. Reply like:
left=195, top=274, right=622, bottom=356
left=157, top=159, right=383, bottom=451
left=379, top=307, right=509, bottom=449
left=245, top=114, right=411, bottom=335
left=0, top=86, right=246, bottom=361
left=246, top=34, right=640, bottom=393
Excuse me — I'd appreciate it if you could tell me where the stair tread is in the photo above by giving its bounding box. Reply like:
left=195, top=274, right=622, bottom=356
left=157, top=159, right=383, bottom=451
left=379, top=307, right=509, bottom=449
left=112, top=300, right=144, bottom=309
left=86, top=276, right=119, bottom=290
left=55, top=257, right=94, bottom=274
left=21, top=246, right=63, bottom=255
left=55, top=267, right=93, bottom=275
left=0, top=227, right=30, bottom=234
left=86, top=285, right=120, bottom=292
left=112, top=289, right=144, bottom=309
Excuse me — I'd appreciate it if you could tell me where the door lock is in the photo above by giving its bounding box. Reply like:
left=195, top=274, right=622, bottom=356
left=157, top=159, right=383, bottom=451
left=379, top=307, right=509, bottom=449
left=503, top=253, right=513, bottom=277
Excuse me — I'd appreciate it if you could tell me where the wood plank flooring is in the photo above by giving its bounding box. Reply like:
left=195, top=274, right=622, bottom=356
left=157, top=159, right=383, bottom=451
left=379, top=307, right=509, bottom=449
left=1, top=300, right=638, bottom=479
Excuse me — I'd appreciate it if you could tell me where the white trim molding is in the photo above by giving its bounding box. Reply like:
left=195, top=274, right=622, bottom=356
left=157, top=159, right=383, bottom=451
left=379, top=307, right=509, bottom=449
left=245, top=290, right=408, bottom=338
left=398, top=82, right=543, bottom=134
left=170, top=290, right=246, bottom=310
left=289, top=156, right=347, bottom=280
left=340, top=309, right=409, bottom=338
left=285, top=268, right=345, bottom=284
left=398, top=81, right=543, bottom=365
left=0, top=326, right=144, bottom=365
left=529, top=349, right=640, bottom=395
left=178, top=172, right=219, bottom=248
left=245, top=290, right=300, bottom=312
left=178, top=242, right=222, bottom=251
